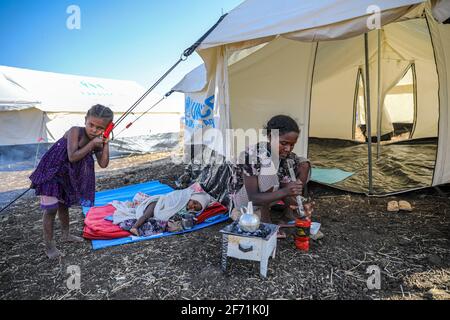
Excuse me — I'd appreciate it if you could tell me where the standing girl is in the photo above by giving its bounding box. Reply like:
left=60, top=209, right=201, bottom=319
left=30, top=104, right=113, bottom=258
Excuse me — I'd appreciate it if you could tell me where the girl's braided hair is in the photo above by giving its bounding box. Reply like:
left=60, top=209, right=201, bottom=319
left=86, top=104, right=114, bottom=122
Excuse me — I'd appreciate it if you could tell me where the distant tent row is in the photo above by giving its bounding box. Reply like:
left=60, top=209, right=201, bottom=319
left=173, top=0, right=450, bottom=194
left=0, top=66, right=182, bottom=166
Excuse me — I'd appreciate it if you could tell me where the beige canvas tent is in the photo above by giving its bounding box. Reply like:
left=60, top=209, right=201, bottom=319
left=0, top=66, right=182, bottom=167
left=173, top=0, right=450, bottom=194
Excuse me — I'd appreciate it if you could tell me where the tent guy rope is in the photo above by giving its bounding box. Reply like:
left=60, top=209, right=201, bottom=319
left=103, top=13, right=228, bottom=140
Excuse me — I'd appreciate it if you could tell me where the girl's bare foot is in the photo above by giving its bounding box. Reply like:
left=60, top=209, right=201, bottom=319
left=130, top=227, right=139, bottom=236
left=61, top=234, right=84, bottom=242
left=44, top=241, right=64, bottom=259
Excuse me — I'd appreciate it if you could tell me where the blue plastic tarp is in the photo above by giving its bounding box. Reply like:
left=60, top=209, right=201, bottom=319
left=82, top=180, right=229, bottom=250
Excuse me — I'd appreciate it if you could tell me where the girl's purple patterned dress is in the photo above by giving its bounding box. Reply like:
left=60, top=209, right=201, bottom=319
left=29, top=127, right=96, bottom=208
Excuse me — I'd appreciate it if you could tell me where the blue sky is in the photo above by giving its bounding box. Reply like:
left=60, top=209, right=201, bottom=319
left=0, top=0, right=243, bottom=98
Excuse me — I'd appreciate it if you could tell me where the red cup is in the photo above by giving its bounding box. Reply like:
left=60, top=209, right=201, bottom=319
left=295, top=236, right=309, bottom=251
left=295, top=218, right=311, bottom=251
left=295, top=218, right=311, bottom=236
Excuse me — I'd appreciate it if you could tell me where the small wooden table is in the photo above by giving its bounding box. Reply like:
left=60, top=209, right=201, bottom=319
left=220, top=223, right=279, bottom=278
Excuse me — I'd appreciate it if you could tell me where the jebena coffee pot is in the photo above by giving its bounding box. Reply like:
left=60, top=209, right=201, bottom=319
left=238, top=201, right=260, bottom=232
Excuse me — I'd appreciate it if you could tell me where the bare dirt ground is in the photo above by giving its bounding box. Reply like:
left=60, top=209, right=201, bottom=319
left=0, top=153, right=449, bottom=300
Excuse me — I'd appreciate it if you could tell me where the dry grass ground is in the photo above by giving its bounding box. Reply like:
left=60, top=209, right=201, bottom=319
left=0, top=154, right=449, bottom=300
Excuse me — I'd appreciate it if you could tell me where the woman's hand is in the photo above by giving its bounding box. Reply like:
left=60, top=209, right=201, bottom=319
left=289, top=201, right=314, bottom=218
left=282, top=180, right=303, bottom=197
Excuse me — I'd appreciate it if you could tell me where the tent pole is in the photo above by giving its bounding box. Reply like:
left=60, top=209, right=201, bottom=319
left=376, top=29, right=382, bottom=160
left=364, top=33, right=374, bottom=194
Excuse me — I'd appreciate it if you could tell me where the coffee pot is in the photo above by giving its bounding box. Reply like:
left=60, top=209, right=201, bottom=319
left=181, top=212, right=195, bottom=230
left=238, top=201, right=260, bottom=232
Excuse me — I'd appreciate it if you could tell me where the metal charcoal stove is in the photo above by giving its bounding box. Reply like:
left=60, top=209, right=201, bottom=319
left=220, top=221, right=279, bottom=278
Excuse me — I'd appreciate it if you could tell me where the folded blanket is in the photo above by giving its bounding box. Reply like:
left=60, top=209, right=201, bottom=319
left=195, top=202, right=228, bottom=224
left=83, top=205, right=131, bottom=240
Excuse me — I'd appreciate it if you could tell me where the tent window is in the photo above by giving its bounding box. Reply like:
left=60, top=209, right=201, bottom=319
left=353, top=68, right=366, bottom=142
left=353, top=64, right=417, bottom=143
left=383, top=64, right=417, bottom=142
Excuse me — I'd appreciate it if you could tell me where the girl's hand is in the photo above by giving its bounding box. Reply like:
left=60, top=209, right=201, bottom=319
left=91, top=136, right=104, bottom=150
left=101, top=136, right=110, bottom=147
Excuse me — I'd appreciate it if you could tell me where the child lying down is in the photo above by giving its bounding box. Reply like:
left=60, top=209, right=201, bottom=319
left=111, top=183, right=212, bottom=237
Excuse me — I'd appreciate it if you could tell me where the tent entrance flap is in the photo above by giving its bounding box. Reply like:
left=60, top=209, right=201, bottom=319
left=383, top=64, right=417, bottom=141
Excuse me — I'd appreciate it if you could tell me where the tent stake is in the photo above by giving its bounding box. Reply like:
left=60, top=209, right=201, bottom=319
left=364, top=33, right=374, bottom=194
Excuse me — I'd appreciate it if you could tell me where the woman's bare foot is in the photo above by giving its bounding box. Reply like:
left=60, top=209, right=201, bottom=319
left=277, top=230, right=287, bottom=239
left=44, top=241, right=64, bottom=259
left=130, top=227, right=139, bottom=236
left=61, top=234, right=84, bottom=242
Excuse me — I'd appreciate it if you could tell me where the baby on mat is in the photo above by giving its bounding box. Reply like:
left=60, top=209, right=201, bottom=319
left=111, top=183, right=211, bottom=237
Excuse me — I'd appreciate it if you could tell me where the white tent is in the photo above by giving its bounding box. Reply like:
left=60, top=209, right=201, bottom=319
left=0, top=66, right=181, bottom=147
left=173, top=0, right=450, bottom=193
